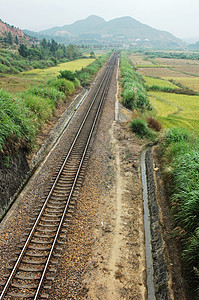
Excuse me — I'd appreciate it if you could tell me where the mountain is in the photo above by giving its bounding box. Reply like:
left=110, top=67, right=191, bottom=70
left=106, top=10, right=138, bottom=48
left=24, top=15, right=184, bottom=48
left=0, top=19, right=36, bottom=46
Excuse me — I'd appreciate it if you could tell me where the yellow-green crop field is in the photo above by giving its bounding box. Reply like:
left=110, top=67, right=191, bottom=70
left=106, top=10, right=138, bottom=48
left=0, top=58, right=95, bottom=93
left=130, top=52, right=199, bottom=134
left=149, top=91, right=199, bottom=134
left=22, top=58, right=95, bottom=79
left=136, top=64, right=167, bottom=68
left=143, top=76, right=179, bottom=88
left=163, top=76, right=199, bottom=92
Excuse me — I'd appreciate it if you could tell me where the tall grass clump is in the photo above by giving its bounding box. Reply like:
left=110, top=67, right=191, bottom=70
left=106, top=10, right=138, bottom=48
left=130, top=118, right=157, bottom=140
left=28, top=86, right=65, bottom=105
left=120, top=53, right=151, bottom=111
left=160, top=127, right=199, bottom=291
left=0, top=89, right=36, bottom=150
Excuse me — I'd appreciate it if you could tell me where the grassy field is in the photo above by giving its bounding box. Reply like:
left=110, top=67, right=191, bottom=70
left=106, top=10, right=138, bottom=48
left=22, top=58, right=95, bottom=79
left=144, top=76, right=179, bottom=88
left=149, top=91, right=199, bottom=134
left=163, top=76, right=199, bottom=92
left=129, top=53, right=199, bottom=134
left=0, top=58, right=95, bottom=93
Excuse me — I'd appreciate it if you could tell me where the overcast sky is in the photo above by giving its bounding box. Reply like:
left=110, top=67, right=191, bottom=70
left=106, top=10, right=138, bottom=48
left=1, top=0, right=198, bottom=40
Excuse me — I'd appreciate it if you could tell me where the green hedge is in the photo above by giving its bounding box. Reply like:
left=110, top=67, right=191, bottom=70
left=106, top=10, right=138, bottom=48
left=120, top=53, right=151, bottom=111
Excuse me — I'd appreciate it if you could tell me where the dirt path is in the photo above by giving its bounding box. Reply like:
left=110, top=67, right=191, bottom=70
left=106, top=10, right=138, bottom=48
left=80, top=121, right=146, bottom=300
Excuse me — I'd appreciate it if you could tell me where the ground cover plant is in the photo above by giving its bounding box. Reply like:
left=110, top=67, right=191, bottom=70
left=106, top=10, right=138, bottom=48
left=159, top=128, right=199, bottom=293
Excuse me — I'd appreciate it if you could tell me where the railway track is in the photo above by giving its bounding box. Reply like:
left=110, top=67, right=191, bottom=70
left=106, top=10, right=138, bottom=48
left=0, top=52, right=118, bottom=299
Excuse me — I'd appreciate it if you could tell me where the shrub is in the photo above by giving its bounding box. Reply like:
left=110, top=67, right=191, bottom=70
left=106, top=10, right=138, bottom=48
left=47, top=78, right=75, bottom=96
left=58, top=70, right=76, bottom=81
left=0, top=89, right=36, bottom=150
left=130, top=118, right=151, bottom=138
left=20, top=92, right=53, bottom=125
left=147, top=117, right=162, bottom=132
left=28, top=86, right=65, bottom=104
left=120, top=53, right=152, bottom=111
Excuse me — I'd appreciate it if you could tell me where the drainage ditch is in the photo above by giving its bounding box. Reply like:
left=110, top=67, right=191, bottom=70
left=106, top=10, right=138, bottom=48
left=141, top=147, right=171, bottom=300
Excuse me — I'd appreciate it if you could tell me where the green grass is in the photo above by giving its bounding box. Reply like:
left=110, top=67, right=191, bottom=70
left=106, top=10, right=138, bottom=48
left=22, top=58, right=95, bottom=79
left=136, top=64, right=168, bottom=68
left=149, top=91, right=199, bottom=134
left=144, top=76, right=179, bottom=89
left=164, top=76, right=199, bottom=92
left=160, top=128, right=199, bottom=291
left=0, top=58, right=95, bottom=93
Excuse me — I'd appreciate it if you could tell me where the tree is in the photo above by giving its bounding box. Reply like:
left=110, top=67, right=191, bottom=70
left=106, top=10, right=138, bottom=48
left=50, top=39, right=58, bottom=55
left=15, top=35, right=19, bottom=45
left=90, top=51, right=95, bottom=58
left=7, top=31, right=13, bottom=45
left=66, top=44, right=82, bottom=60
left=40, top=38, right=47, bottom=49
left=18, top=44, right=28, bottom=57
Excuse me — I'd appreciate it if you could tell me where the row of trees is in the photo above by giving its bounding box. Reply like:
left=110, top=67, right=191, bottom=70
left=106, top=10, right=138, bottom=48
left=18, top=39, right=82, bottom=61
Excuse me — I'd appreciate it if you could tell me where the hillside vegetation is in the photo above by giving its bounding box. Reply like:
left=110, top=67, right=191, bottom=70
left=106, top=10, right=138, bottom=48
left=0, top=41, right=83, bottom=75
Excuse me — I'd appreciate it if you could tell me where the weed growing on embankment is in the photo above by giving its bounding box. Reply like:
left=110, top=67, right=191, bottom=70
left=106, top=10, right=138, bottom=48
left=159, top=127, right=199, bottom=293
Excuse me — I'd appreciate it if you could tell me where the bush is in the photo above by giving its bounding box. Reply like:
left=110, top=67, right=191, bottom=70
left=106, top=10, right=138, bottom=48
left=129, top=118, right=152, bottom=139
left=28, top=86, right=65, bottom=104
left=58, top=70, right=76, bottom=81
left=47, top=78, right=75, bottom=96
left=120, top=53, right=152, bottom=111
left=147, top=117, right=162, bottom=132
left=20, top=92, right=54, bottom=125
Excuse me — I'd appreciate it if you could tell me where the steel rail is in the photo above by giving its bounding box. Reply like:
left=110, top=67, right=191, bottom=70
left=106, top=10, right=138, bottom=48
left=0, top=53, right=117, bottom=300
left=34, top=56, right=116, bottom=300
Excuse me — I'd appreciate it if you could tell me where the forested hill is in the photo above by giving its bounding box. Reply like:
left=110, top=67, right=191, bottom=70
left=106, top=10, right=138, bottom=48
left=0, top=19, right=34, bottom=47
left=24, top=15, right=184, bottom=48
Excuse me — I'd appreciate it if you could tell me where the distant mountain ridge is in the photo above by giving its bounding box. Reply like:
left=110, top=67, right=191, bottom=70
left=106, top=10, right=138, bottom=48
left=24, top=15, right=184, bottom=48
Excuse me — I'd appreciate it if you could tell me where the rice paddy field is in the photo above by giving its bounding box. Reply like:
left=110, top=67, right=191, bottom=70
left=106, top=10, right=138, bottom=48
left=149, top=91, right=199, bottom=134
left=0, top=58, right=95, bottom=93
left=130, top=52, right=199, bottom=134
left=143, top=76, right=179, bottom=88
left=163, top=76, right=199, bottom=92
